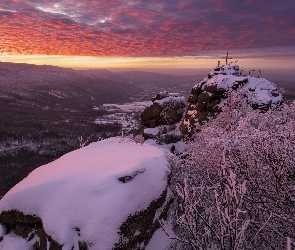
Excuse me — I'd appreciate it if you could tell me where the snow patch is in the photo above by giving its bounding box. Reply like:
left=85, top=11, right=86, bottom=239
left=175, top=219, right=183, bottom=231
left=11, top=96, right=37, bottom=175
left=103, top=101, right=152, bottom=112
left=94, top=101, right=152, bottom=134
left=0, top=225, right=5, bottom=237
left=154, top=95, right=186, bottom=106
left=146, top=228, right=171, bottom=250
left=0, top=232, right=39, bottom=250
left=145, top=140, right=188, bottom=154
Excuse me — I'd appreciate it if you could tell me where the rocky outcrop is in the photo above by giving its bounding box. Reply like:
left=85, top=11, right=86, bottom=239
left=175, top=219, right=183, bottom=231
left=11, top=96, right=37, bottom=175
left=141, top=91, right=187, bottom=145
left=141, top=91, right=187, bottom=128
left=180, top=65, right=283, bottom=136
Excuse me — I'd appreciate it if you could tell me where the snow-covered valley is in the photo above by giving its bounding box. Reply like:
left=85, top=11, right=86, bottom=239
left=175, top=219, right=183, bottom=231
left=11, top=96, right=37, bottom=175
left=94, top=101, right=152, bottom=135
left=0, top=62, right=195, bottom=197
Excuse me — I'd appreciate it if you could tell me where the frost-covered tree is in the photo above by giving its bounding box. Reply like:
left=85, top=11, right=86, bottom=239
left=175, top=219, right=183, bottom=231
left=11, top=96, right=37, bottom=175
left=170, top=89, right=295, bottom=249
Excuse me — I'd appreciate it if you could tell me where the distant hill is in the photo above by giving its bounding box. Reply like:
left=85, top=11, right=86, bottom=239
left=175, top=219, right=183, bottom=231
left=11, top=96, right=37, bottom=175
left=0, top=62, right=195, bottom=196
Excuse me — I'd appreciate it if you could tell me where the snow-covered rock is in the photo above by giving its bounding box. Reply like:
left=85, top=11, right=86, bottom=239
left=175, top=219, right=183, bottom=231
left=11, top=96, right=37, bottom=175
left=141, top=91, right=187, bottom=128
left=180, top=65, right=283, bottom=135
left=140, top=91, right=187, bottom=151
left=143, top=125, right=183, bottom=144
left=0, top=138, right=172, bottom=250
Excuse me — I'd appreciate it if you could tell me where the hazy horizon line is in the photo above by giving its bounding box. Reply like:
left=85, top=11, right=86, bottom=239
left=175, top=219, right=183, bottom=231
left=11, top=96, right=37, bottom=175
left=0, top=60, right=294, bottom=77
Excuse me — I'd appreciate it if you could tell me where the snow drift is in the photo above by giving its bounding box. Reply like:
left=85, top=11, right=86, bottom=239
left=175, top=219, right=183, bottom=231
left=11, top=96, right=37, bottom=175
left=0, top=138, right=171, bottom=249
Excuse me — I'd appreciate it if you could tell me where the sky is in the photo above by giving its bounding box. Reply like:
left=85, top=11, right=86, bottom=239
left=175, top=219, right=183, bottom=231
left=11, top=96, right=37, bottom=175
left=0, top=0, right=295, bottom=72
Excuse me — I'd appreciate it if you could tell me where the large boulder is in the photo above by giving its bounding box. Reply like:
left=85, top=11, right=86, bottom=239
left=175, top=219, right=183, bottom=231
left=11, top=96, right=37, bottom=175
left=141, top=91, right=187, bottom=128
left=0, top=138, right=172, bottom=250
left=140, top=91, right=187, bottom=149
left=180, top=65, right=283, bottom=135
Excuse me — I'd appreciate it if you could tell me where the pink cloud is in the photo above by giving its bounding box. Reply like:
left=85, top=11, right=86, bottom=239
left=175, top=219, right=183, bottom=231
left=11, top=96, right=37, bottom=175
left=0, top=0, right=294, bottom=57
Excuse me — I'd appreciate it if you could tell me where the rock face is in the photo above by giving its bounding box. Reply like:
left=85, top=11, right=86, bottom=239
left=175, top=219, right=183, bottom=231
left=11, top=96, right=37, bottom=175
left=0, top=138, right=172, bottom=250
left=180, top=65, right=283, bottom=135
left=141, top=91, right=187, bottom=128
left=141, top=91, right=187, bottom=145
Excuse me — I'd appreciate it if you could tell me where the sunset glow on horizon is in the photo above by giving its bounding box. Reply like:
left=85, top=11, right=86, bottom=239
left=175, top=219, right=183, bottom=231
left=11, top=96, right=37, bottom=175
left=1, top=54, right=294, bottom=74
left=0, top=0, right=295, bottom=70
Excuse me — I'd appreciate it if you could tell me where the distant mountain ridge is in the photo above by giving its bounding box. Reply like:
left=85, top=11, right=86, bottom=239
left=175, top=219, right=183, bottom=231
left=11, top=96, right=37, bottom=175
left=0, top=62, right=195, bottom=196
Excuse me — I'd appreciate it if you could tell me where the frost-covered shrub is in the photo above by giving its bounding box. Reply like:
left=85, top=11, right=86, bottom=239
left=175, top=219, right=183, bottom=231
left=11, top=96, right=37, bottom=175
left=171, top=92, right=295, bottom=249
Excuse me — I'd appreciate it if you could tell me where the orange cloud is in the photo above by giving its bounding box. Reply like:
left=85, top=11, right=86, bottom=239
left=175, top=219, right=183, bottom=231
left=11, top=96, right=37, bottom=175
left=0, top=0, right=294, bottom=57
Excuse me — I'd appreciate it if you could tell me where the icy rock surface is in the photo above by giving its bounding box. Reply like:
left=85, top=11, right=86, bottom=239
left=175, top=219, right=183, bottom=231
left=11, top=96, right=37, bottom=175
left=181, top=65, right=283, bottom=135
left=0, top=138, right=171, bottom=249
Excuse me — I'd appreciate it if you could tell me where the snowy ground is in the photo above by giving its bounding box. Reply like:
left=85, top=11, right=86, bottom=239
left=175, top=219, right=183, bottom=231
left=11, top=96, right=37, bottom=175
left=94, top=101, right=152, bottom=135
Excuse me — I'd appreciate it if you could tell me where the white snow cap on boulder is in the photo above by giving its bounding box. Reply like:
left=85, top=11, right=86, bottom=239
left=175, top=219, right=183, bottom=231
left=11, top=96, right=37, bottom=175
left=203, top=66, right=282, bottom=109
left=0, top=138, right=171, bottom=249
